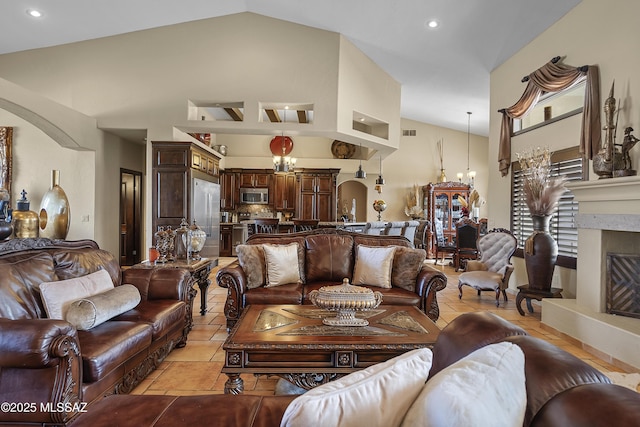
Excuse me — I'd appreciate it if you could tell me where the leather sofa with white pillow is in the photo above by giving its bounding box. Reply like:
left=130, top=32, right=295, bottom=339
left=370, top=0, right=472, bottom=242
left=0, top=238, right=194, bottom=426
left=216, top=228, right=448, bottom=330
left=71, top=311, right=640, bottom=427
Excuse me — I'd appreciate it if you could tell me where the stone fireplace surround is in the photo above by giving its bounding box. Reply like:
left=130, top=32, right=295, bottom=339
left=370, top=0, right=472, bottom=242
left=543, top=175, right=640, bottom=370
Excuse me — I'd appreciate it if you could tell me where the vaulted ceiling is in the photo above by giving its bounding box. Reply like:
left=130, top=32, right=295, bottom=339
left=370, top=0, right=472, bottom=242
left=0, top=0, right=581, bottom=136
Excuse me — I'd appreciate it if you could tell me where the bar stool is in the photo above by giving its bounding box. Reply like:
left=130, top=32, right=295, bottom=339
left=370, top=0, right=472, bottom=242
left=292, top=219, right=319, bottom=232
left=254, top=218, right=280, bottom=234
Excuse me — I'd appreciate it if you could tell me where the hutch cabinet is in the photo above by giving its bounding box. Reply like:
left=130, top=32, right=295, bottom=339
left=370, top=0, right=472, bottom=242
left=296, top=169, right=340, bottom=221
left=422, top=182, right=470, bottom=258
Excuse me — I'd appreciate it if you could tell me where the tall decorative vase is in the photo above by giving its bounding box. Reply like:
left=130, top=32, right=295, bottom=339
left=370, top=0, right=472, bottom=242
left=524, top=215, right=557, bottom=291
left=39, top=170, right=70, bottom=239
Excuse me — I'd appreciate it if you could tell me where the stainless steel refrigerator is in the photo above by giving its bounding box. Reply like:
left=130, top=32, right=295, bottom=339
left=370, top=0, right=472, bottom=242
left=192, top=177, right=220, bottom=259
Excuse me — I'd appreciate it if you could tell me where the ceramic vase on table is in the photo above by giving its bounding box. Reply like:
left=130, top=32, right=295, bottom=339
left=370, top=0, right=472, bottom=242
left=39, top=170, right=70, bottom=239
left=524, top=214, right=557, bottom=291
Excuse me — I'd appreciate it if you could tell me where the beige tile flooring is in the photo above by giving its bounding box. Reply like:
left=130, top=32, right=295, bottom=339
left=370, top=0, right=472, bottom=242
left=131, top=257, right=636, bottom=397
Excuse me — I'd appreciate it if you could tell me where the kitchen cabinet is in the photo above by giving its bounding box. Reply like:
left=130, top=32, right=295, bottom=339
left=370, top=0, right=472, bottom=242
left=296, top=169, right=339, bottom=221
left=239, top=170, right=271, bottom=188
left=422, top=182, right=470, bottom=258
left=273, top=173, right=296, bottom=211
left=151, top=141, right=220, bottom=260
left=220, top=170, right=237, bottom=211
left=220, top=223, right=233, bottom=256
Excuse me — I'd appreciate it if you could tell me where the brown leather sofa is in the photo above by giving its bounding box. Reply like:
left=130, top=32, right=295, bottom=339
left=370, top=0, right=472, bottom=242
left=0, top=238, right=195, bottom=427
left=216, top=228, right=448, bottom=329
left=71, top=311, right=640, bottom=427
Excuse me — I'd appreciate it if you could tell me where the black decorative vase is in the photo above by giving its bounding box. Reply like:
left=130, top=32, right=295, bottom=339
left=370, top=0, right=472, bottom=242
left=524, top=215, right=557, bottom=291
left=0, top=200, right=12, bottom=240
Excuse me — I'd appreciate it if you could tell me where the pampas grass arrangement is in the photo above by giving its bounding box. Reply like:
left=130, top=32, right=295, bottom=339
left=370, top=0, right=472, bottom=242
left=517, top=147, right=566, bottom=216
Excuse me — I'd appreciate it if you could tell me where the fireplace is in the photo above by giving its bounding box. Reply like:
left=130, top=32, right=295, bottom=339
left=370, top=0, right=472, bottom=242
left=541, top=175, right=640, bottom=370
left=607, top=253, right=640, bottom=319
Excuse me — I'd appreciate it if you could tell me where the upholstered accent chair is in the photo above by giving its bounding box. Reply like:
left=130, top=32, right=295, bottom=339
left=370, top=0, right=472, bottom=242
left=363, top=221, right=388, bottom=235
left=402, top=220, right=420, bottom=244
left=385, top=221, right=406, bottom=236
left=434, top=220, right=456, bottom=264
left=457, top=229, right=517, bottom=307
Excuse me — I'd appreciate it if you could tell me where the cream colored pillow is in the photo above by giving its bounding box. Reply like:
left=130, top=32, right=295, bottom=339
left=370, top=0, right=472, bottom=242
left=352, top=245, right=396, bottom=288
left=40, top=269, right=115, bottom=319
left=66, top=284, right=141, bottom=330
left=262, top=243, right=302, bottom=287
left=401, top=342, right=526, bottom=427
left=281, top=348, right=433, bottom=427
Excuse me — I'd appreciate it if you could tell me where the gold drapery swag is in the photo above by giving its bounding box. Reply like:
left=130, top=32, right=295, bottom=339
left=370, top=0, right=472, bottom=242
left=498, top=57, right=600, bottom=176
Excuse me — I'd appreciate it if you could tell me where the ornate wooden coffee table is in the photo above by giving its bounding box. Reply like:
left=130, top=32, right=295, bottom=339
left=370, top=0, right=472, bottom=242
left=222, top=304, right=440, bottom=394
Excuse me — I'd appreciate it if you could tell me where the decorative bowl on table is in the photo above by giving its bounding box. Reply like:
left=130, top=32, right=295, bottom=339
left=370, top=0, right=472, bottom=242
left=308, top=278, right=383, bottom=326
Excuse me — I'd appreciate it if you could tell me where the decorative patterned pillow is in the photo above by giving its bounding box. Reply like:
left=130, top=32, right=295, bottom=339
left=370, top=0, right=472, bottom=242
left=401, top=342, right=526, bottom=427
left=39, top=269, right=114, bottom=319
left=66, top=284, right=141, bottom=330
left=352, top=245, right=396, bottom=288
left=236, top=244, right=266, bottom=289
left=281, top=348, right=433, bottom=427
left=262, top=243, right=302, bottom=287
left=392, top=247, right=426, bottom=291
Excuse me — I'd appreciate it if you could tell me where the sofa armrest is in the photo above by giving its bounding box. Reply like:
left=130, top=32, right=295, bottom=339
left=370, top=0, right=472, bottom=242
left=216, top=261, right=248, bottom=330
left=122, top=268, right=193, bottom=302
left=414, top=264, right=447, bottom=322
left=0, top=318, right=83, bottom=425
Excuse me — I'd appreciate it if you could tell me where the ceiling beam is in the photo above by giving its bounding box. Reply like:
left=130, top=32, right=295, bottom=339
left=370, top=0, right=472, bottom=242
left=297, top=110, right=308, bottom=124
left=265, top=109, right=281, bottom=123
left=224, top=108, right=244, bottom=121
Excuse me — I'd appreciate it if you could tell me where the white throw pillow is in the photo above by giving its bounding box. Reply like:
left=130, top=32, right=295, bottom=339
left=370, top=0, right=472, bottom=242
left=401, top=342, right=526, bottom=427
left=40, top=269, right=115, bottom=319
left=262, top=243, right=302, bottom=287
left=352, top=245, right=396, bottom=288
left=281, top=347, right=433, bottom=427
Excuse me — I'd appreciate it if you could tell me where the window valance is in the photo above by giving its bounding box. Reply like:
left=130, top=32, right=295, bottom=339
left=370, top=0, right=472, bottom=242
left=498, top=57, right=600, bottom=176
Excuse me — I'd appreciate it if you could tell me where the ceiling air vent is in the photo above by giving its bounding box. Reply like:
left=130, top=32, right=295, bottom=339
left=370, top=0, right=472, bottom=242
left=402, top=129, right=417, bottom=136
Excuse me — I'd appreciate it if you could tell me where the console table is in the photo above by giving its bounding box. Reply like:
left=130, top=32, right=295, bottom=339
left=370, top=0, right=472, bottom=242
left=132, top=258, right=214, bottom=315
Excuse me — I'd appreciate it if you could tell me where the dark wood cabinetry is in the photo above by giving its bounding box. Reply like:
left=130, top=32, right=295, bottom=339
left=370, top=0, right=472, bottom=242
left=220, top=223, right=233, bottom=256
left=151, top=141, right=220, bottom=259
left=422, top=182, right=470, bottom=257
left=220, top=170, right=237, bottom=211
left=296, top=169, right=339, bottom=221
left=239, top=171, right=271, bottom=188
left=273, top=173, right=297, bottom=211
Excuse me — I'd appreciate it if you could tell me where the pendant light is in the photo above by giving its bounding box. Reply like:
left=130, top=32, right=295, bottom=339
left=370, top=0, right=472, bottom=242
left=466, top=112, right=476, bottom=188
left=375, top=156, right=385, bottom=186
left=355, top=143, right=367, bottom=179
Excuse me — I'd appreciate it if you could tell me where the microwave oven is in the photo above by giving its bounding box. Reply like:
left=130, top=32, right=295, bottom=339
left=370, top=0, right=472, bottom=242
left=239, top=188, right=269, bottom=204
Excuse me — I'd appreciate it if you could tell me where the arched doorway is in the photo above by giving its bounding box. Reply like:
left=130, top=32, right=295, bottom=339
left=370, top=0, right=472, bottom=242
left=337, top=180, right=367, bottom=222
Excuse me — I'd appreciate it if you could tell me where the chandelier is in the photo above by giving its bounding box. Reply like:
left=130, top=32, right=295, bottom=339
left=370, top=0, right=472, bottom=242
left=272, top=134, right=296, bottom=173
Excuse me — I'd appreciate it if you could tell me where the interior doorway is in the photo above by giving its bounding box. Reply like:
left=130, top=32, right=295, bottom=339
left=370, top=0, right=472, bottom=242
left=337, top=180, right=367, bottom=222
left=120, top=169, right=143, bottom=266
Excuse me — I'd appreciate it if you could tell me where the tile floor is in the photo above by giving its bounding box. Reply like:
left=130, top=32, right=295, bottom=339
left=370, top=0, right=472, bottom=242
left=131, top=257, right=636, bottom=396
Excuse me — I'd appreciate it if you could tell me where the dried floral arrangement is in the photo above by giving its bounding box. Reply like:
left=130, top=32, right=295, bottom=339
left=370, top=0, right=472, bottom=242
left=404, top=184, right=424, bottom=218
left=516, top=147, right=566, bottom=216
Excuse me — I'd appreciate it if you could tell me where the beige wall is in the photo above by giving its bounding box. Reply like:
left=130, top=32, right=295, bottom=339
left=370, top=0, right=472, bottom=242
left=489, top=0, right=640, bottom=295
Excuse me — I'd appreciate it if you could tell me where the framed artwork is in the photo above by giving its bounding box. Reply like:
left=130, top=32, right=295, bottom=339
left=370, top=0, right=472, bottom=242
left=0, top=126, right=12, bottom=202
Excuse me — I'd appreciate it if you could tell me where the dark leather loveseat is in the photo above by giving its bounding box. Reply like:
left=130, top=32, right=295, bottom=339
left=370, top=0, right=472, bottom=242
left=72, top=311, right=640, bottom=427
left=0, top=238, right=195, bottom=426
left=216, top=228, right=448, bottom=329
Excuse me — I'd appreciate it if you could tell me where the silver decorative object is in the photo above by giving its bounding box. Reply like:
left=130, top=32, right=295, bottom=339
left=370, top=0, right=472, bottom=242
left=309, top=278, right=383, bottom=326
left=188, top=220, right=206, bottom=260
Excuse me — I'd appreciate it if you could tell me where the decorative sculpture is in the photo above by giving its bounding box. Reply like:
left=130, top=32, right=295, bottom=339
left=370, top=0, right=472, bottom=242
left=593, top=81, right=625, bottom=178
left=614, top=127, right=639, bottom=176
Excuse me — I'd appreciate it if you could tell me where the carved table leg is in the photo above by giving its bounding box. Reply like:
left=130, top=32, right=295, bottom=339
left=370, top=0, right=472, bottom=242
left=224, top=373, right=244, bottom=394
left=192, top=265, right=212, bottom=315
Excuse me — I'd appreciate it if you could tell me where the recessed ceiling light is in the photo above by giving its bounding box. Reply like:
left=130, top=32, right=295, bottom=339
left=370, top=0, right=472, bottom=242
left=26, top=9, right=43, bottom=18
left=426, top=20, right=439, bottom=29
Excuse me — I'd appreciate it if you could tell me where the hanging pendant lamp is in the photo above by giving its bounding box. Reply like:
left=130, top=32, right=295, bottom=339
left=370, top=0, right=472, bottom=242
left=375, top=156, right=385, bottom=185
left=355, top=144, right=367, bottom=179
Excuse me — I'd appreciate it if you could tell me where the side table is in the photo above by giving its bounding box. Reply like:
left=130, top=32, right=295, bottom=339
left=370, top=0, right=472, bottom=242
left=516, top=284, right=563, bottom=316
left=132, top=258, right=214, bottom=315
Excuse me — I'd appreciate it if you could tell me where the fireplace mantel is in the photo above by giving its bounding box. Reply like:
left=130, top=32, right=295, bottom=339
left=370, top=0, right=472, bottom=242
left=543, top=175, right=640, bottom=371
